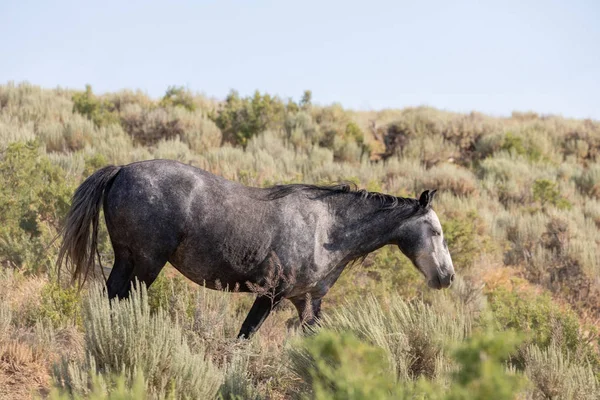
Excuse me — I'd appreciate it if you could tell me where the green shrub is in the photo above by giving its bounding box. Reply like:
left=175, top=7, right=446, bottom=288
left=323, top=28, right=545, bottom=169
left=500, top=132, right=527, bottom=156
left=35, top=282, right=81, bottom=328
left=500, top=212, right=600, bottom=312
left=532, top=178, right=571, bottom=210
left=500, top=132, right=542, bottom=162
left=87, top=124, right=139, bottom=165
left=153, top=137, right=194, bottom=163
left=377, top=108, right=498, bottom=164
left=487, top=284, right=599, bottom=370
left=473, top=132, right=503, bottom=160
left=442, top=112, right=499, bottom=161
left=0, top=271, right=14, bottom=334
left=107, top=89, right=155, bottom=112
left=289, top=330, right=398, bottom=400
left=368, top=246, right=422, bottom=296
left=0, top=141, right=73, bottom=272
left=72, top=85, right=119, bottom=128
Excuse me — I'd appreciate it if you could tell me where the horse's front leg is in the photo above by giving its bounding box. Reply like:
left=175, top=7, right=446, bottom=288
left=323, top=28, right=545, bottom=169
left=237, top=293, right=284, bottom=339
left=290, top=295, right=323, bottom=331
left=237, top=250, right=294, bottom=339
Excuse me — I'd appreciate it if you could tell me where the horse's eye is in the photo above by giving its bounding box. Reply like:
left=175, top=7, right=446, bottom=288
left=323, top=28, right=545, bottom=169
left=432, top=230, right=441, bottom=236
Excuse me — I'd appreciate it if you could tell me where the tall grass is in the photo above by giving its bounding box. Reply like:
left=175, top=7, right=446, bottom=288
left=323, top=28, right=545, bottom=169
left=53, top=282, right=224, bottom=399
left=310, top=294, right=469, bottom=382
left=523, top=343, right=600, bottom=400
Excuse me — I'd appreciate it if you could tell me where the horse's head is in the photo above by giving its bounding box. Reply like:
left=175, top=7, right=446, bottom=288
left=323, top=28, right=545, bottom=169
left=396, top=190, right=455, bottom=289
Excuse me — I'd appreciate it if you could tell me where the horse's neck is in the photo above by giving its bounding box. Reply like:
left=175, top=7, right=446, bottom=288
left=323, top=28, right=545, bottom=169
left=328, top=200, right=399, bottom=261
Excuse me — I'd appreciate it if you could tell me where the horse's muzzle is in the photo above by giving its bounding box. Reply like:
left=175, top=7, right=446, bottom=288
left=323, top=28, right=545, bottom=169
left=428, top=273, right=455, bottom=290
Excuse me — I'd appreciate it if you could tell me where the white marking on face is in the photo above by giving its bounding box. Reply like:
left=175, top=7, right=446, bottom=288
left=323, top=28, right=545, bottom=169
left=411, top=209, right=455, bottom=289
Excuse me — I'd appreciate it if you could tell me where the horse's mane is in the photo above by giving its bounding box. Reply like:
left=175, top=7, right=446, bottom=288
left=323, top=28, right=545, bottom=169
left=265, top=182, right=423, bottom=216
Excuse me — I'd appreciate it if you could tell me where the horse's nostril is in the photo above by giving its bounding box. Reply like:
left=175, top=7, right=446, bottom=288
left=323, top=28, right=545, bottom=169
left=450, top=274, right=455, bottom=283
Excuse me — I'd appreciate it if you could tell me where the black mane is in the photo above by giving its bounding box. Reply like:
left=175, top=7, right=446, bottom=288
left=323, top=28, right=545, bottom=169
left=265, top=182, right=422, bottom=215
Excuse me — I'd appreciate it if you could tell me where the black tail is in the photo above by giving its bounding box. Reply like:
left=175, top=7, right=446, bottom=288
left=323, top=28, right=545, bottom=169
left=57, top=165, right=121, bottom=285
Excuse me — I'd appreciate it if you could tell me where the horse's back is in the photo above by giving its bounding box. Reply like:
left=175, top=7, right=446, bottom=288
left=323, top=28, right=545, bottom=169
left=104, top=160, right=224, bottom=253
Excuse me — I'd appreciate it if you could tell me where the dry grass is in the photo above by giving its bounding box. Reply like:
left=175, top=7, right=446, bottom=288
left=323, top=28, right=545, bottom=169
left=0, top=323, right=83, bottom=400
left=0, top=336, right=50, bottom=400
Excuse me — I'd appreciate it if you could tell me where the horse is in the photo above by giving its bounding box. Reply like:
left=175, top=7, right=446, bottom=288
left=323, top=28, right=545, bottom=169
left=57, top=159, right=455, bottom=338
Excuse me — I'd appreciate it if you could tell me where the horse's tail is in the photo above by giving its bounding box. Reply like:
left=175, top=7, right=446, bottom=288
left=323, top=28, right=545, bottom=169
left=57, top=165, right=122, bottom=285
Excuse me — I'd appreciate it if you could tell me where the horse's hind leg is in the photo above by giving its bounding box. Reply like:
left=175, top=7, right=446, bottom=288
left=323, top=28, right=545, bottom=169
left=106, top=255, right=133, bottom=299
left=237, top=294, right=284, bottom=339
left=106, top=246, right=168, bottom=299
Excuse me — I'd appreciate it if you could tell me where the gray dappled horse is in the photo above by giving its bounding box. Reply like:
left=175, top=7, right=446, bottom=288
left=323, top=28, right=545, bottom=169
left=58, top=160, right=455, bottom=338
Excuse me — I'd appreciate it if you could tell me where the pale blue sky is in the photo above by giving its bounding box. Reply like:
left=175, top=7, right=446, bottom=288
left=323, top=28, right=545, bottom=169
left=1, top=0, right=599, bottom=119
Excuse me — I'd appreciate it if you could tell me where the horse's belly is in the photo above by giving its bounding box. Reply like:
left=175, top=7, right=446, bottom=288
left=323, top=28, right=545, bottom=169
left=169, top=257, right=258, bottom=292
left=169, top=238, right=269, bottom=292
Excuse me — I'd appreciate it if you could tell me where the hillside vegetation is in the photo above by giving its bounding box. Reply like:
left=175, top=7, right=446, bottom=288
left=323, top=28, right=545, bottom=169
left=1, top=81, right=600, bottom=399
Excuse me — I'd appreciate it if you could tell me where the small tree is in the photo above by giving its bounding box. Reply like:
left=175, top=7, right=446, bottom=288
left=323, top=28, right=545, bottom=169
left=300, top=90, right=312, bottom=109
left=212, top=90, right=286, bottom=147
left=159, top=85, right=196, bottom=111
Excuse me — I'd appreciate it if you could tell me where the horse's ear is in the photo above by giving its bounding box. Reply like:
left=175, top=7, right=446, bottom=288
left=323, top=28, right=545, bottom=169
left=429, top=189, right=437, bottom=201
left=419, top=189, right=437, bottom=209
